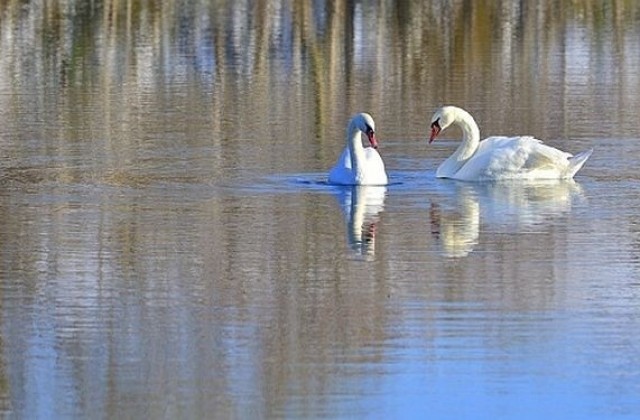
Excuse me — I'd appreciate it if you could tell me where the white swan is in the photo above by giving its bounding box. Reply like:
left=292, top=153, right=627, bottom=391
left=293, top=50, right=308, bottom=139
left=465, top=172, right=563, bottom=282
left=428, top=106, right=592, bottom=181
left=328, top=113, right=388, bottom=185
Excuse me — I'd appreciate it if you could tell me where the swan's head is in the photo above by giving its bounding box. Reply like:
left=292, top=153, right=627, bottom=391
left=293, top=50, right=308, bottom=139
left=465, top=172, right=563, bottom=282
left=350, top=112, right=378, bottom=149
left=429, top=106, right=458, bottom=144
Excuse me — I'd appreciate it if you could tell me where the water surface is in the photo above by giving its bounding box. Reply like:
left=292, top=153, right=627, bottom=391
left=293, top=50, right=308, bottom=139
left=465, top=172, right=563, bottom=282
left=1, top=1, right=639, bottom=418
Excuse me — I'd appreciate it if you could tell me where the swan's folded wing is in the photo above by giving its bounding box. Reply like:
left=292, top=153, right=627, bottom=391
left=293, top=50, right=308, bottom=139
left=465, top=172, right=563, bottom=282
left=328, top=148, right=352, bottom=184
left=334, top=148, right=352, bottom=169
left=521, top=138, right=575, bottom=174
left=454, top=136, right=523, bottom=179
left=468, top=136, right=572, bottom=180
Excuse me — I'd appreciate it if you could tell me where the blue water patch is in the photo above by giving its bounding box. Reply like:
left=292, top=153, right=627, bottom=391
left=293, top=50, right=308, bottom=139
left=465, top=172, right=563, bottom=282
left=230, top=170, right=447, bottom=196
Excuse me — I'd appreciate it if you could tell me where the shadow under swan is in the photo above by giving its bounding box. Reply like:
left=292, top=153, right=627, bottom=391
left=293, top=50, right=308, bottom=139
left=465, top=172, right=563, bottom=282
left=430, top=179, right=585, bottom=258
left=334, top=185, right=387, bottom=260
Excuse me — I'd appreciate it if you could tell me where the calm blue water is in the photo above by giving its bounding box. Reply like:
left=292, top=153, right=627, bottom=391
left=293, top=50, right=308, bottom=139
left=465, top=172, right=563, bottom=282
left=1, top=1, right=639, bottom=419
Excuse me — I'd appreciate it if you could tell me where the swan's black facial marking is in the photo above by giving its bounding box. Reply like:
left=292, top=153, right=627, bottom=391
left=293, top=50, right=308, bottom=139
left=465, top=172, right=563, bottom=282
left=429, top=118, right=441, bottom=144
left=363, top=123, right=378, bottom=149
left=364, top=124, right=374, bottom=137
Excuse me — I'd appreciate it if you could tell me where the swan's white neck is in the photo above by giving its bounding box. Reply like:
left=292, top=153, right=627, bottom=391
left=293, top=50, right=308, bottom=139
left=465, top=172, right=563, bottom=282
left=347, top=122, right=366, bottom=173
left=436, top=109, right=481, bottom=178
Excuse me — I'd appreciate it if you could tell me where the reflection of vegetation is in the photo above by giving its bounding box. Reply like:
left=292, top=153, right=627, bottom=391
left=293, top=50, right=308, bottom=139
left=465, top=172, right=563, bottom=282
left=1, top=0, right=638, bottom=91
left=1, top=0, right=636, bottom=149
left=0, top=334, right=7, bottom=412
left=0, top=1, right=638, bottom=417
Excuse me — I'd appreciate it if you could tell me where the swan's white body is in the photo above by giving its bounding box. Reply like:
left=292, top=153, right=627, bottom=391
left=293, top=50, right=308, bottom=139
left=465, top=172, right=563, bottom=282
left=329, top=113, right=388, bottom=186
left=429, top=106, right=592, bottom=181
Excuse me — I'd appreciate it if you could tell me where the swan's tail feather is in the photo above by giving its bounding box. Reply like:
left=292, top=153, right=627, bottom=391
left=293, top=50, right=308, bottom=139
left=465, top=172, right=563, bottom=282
left=567, top=148, right=593, bottom=178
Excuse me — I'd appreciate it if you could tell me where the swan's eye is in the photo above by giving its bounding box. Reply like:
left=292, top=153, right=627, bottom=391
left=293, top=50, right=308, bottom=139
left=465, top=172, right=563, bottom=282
left=429, top=118, right=442, bottom=144
left=364, top=124, right=374, bottom=137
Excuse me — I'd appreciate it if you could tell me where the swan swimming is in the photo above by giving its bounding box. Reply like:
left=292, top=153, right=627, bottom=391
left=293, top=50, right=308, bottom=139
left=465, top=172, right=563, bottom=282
left=328, top=113, right=388, bottom=186
left=428, top=106, right=592, bottom=181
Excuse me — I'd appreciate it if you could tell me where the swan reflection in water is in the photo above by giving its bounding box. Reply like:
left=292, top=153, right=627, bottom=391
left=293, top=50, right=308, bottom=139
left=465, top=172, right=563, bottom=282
left=430, top=180, right=585, bottom=258
left=430, top=187, right=480, bottom=258
left=334, top=185, right=387, bottom=259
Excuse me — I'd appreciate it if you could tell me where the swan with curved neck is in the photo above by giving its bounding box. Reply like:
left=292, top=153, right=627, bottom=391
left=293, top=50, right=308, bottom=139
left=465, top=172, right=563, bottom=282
left=429, top=106, right=592, bottom=181
left=328, top=113, right=388, bottom=186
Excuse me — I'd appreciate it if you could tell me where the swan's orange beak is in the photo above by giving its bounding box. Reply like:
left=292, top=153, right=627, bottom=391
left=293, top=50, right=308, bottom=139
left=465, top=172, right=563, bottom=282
left=429, top=121, right=441, bottom=144
left=367, top=132, right=379, bottom=149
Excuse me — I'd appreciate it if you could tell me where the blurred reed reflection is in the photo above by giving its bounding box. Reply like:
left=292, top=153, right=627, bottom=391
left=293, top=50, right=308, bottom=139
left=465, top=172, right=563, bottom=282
left=0, top=0, right=639, bottom=418
left=1, top=0, right=639, bottom=173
